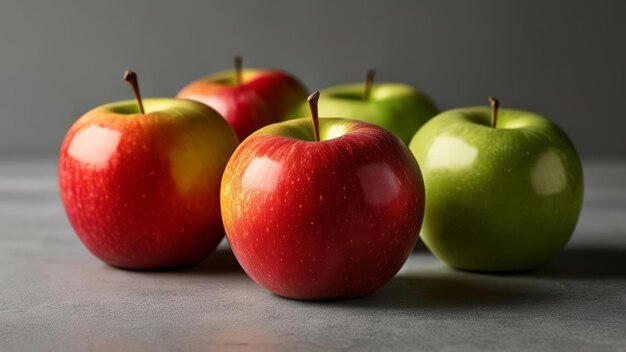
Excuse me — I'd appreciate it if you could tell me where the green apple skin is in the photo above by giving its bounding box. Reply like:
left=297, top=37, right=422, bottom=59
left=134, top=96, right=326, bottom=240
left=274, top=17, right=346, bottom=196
left=409, top=107, right=584, bottom=272
left=293, top=83, right=438, bottom=144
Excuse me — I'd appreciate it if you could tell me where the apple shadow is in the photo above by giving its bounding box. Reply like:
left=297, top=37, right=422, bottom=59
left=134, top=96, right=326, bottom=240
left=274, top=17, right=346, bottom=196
left=525, top=245, right=626, bottom=279
left=184, top=248, right=244, bottom=275
left=326, top=244, right=626, bottom=310
left=105, top=247, right=245, bottom=275
left=300, top=268, right=559, bottom=311
left=412, top=238, right=430, bottom=253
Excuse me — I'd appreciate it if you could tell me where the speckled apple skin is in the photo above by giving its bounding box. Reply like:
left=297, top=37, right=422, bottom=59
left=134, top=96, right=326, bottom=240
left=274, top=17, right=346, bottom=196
left=59, top=99, right=238, bottom=270
left=221, top=118, right=425, bottom=300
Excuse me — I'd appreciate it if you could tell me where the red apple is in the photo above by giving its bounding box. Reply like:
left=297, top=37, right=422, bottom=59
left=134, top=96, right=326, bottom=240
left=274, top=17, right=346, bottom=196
left=221, top=92, right=425, bottom=300
left=176, top=56, right=308, bottom=141
left=59, top=71, right=238, bottom=270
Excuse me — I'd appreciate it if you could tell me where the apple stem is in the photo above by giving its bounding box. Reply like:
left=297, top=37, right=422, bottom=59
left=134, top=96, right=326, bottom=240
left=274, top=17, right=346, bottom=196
left=308, top=91, right=321, bottom=142
left=364, top=69, right=376, bottom=101
left=489, top=96, right=499, bottom=128
left=123, top=70, right=145, bottom=115
left=234, top=55, right=243, bottom=86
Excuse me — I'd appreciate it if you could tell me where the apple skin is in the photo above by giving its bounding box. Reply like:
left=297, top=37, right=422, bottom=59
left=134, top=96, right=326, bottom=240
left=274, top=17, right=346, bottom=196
left=409, top=107, right=584, bottom=272
left=177, top=69, right=308, bottom=141
left=59, top=98, right=238, bottom=270
left=221, top=118, right=425, bottom=300
left=292, top=83, right=438, bottom=144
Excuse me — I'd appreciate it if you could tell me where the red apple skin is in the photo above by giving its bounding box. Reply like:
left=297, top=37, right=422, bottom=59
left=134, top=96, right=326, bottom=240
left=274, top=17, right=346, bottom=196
left=177, top=69, right=309, bottom=141
left=59, top=99, right=238, bottom=270
left=221, top=118, right=425, bottom=300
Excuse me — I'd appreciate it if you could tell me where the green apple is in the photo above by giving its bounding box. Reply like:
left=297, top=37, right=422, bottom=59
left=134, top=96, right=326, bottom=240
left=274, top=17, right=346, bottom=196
left=409, top=98, right=584, bottom=272
left=293, top=71, right=438, bottom=144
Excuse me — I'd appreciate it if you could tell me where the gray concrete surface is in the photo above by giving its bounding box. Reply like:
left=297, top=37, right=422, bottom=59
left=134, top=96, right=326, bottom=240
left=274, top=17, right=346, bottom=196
left=1, top=158, right=625, bottom=351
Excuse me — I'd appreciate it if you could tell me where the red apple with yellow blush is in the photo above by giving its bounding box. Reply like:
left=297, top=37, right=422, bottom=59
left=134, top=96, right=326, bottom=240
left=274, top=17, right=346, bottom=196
left=59, top=70, right=238, bottom=270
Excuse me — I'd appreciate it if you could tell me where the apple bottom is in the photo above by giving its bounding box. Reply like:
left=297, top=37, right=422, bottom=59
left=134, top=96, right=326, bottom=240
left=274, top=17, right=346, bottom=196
left=67, top=205, right=225, bottom=270
left=419, top=172, right=581, bottom=273
left=229, top=225, right=419, bottom=301
left=61, top=163, right=226, bottom=270
left=78, top=227, right=224, bottom=271
left=421, top=206, right=579, bottom=273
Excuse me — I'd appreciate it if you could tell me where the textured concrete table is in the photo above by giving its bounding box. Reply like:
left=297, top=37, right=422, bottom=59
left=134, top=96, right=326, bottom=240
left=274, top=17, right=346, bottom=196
left=1, top=158, right=625, bottom=351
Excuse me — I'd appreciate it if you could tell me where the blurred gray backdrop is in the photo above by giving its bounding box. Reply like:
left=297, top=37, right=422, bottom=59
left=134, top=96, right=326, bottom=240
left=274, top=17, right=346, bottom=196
left=1, top=0, right=624, bottom=157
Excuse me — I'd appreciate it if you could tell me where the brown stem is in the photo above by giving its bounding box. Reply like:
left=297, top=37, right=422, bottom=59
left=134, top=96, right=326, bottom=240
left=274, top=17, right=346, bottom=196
left=234, top=55, right=243, bottom=85
left=123, top=70, right=145, bottom=114
left=488, top=96, right=499, bottom=128
left=308, top=91, right=321, bottom=142
left=364, top=69, right=376, bottom=101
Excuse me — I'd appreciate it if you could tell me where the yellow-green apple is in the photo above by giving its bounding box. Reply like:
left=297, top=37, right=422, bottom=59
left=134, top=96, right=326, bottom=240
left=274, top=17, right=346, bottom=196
left=293, top=70, right=438, bottom=144
left=59, top=70, right=238, bottom=270
left=221, top=91, right=425, bottom=300
left=177, top=56, right=308, bottom=141
left=409, top=97, right=584, bottom=272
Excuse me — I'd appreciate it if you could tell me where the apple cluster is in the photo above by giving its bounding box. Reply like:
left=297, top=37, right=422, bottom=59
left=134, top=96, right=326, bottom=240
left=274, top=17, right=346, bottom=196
left=59, top=60, right=583, bottom=300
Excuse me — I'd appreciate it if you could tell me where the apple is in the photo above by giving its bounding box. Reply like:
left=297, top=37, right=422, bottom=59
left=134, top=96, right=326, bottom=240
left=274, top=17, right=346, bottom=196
left=221, top=91, right=425, bottom=300
left=409, top=97, right=584, bottom=272
left=59, top=70, right=238, bottom=270
left=176, top=56, right=309, bottom=141
left=293, top=70, right=438, bottom=144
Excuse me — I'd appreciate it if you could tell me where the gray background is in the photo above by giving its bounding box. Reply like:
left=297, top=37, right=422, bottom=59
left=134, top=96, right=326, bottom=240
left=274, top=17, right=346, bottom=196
left=1, top=0, right=625, bottom=157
